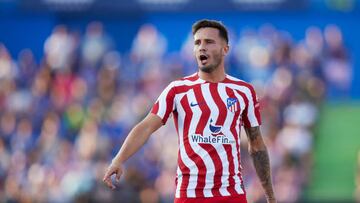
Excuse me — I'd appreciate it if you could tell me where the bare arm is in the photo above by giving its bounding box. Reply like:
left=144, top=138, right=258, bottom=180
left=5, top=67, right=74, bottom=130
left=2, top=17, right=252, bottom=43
left=103, top=113, right=163, bottom=189
left=245, top=126, right=276, bottom=203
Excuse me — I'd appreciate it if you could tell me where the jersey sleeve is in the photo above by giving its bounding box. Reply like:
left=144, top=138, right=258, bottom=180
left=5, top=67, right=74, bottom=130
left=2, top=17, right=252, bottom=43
left=151, top=82, right=176, bottom=125
left=241, top=84, right=262, bottom=128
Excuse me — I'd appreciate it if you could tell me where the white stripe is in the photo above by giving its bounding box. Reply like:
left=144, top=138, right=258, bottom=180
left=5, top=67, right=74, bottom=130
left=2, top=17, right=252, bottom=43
left=187, top=88, right=214, bottom=197
left=234, top=109, right=244, bottom=194
left=173, top=78, right=204, bottom=87
left=218, top=84, right=244, bottom=195
left=202, top=83, right=230, bottom=196
left=176, top=102, right=199, bottom=198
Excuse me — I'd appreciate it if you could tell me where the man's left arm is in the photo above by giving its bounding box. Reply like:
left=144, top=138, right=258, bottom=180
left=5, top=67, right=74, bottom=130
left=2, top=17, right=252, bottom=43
left=245, top=126, right=276, bottom=203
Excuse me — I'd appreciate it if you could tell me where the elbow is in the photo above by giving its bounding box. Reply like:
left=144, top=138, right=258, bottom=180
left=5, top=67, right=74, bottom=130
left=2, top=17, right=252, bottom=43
left=248, top=142, right=267, bottom=155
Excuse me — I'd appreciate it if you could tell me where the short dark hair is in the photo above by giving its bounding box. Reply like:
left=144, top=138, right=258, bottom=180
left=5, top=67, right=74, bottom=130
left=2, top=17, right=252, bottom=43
left=192, top=19, right=229, bottom=44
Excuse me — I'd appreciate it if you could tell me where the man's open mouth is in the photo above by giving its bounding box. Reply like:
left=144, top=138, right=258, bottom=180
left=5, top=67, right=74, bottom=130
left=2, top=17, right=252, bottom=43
left=199, top=54, right=208, bottom=64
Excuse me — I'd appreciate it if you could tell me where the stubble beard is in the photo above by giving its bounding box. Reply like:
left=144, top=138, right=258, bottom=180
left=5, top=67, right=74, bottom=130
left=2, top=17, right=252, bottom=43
left=199, top=64, right=216, bottom=73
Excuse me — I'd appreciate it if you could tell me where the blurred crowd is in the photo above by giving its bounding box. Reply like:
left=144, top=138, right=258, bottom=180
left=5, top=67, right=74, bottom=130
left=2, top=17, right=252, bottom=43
left=0, top=21, right=352, bottom=203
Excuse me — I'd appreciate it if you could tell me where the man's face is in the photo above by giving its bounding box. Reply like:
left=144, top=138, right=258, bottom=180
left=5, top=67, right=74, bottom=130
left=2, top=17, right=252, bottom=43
left=193, top=27, right=229, bottom=73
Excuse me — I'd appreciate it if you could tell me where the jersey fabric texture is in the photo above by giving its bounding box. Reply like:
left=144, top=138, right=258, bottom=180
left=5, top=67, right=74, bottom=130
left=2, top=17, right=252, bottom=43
left=151, top=73, right=261, bottom=200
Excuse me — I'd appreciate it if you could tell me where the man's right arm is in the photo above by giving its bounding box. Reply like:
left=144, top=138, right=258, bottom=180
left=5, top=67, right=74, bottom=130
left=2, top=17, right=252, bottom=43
left=103, top=113, right=163, bottom=189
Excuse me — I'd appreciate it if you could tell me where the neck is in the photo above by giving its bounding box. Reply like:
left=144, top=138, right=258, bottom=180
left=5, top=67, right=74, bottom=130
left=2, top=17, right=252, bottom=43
left=198, top=65, right=226, bottom=83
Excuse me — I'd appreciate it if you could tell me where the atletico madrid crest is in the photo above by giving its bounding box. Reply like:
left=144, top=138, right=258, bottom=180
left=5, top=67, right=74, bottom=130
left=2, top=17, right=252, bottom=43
left=227, top=98, right=238, bottom=113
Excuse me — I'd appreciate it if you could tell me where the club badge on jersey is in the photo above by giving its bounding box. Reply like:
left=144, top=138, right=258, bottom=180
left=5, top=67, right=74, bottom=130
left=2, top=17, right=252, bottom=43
left=227, top=98, right=238, bottom=113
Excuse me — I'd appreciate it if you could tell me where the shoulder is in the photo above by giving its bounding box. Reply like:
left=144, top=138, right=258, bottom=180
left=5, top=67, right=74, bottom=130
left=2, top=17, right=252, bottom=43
left=224, top=75, right=259, bottom=104
left=164, top=72, right=203, bottom=95
left=181, top=72, right=199, bottom=81
left=170, top=72, right=202, bottom=86
left=224, top=74, right=255, bottom=91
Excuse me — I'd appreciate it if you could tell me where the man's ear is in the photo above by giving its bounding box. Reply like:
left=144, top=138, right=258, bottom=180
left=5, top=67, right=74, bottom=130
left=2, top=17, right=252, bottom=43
left=223, top=44, right=229, bottom=56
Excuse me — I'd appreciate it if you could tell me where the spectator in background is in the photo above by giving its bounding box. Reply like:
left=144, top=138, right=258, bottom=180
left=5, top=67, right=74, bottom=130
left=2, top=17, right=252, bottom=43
left=81, top=21, right=114, bottom=69
left=10, top=117, right=34, bottom=153
left=0, top=43, right=17, bottom=80
left=130, top=23, right=168, bottom=88
left=44, top=25, right=77, bottom=72
left=323, top=24, right=352, bottom=98
left=131, top=23, right=167, bottom=63
left=16, top=49, right=37, bottom=88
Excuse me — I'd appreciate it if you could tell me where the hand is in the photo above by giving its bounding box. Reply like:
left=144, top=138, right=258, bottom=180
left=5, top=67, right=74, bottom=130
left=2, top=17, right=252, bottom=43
left=103, top=160, right=123, bottom=189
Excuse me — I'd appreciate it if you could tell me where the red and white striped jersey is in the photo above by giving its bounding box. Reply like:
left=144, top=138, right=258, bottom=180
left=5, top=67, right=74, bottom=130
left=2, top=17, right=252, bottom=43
left=151, top=73, right=261, bottom=198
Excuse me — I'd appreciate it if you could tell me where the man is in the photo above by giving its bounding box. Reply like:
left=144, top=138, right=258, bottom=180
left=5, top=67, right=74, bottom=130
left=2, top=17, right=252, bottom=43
left=103, top=19, right=276, bottom=203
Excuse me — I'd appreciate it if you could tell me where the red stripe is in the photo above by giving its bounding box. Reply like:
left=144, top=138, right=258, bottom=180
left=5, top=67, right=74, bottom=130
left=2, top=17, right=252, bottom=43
left=176, top=85, right=191, bottom=93
left=210, top=84, right=238, bottom=195
left=175, top=84, right=198, bottom=94
left=223, top=144, right=237, bottom=195
left=173, top=110, right=179, bottom=145
left=193, top=85, right=223, bottom=197
left=224, top=78, right=261, bottom=126
left=151, top=101, right=159, bottom=114
left=225, top=87, right=243, bottom=191
left=180, top=95, right=207, bottom=197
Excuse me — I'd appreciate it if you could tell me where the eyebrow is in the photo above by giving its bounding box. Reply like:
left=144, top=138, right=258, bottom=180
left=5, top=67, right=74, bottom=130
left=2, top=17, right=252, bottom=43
left=194, top=38, right=216, bottom=43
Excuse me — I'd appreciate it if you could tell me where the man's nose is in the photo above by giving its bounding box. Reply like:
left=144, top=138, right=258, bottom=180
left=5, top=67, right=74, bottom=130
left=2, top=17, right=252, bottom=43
left=199, top=43, right=207, bottom=51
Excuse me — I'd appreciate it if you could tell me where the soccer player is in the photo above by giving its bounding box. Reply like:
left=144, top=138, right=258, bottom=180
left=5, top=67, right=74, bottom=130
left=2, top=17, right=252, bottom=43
left=103, top=19, right=276, bottom=203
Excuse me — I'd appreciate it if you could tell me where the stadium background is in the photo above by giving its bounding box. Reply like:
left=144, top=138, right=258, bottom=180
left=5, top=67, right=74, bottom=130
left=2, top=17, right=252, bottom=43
left=0, top=0, right=359, bottom=202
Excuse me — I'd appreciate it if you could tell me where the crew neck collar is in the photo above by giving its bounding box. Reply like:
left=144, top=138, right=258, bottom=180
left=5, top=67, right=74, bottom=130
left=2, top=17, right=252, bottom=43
left=196, top=72, right=228, bottom=83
